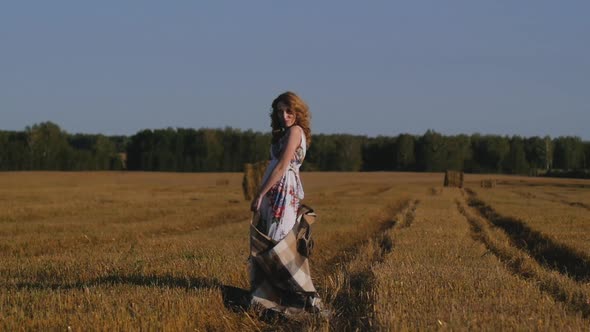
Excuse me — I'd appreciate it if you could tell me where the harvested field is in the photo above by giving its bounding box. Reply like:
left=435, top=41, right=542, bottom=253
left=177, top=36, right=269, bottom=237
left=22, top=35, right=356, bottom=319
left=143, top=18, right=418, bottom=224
left=1, top=172, right=590, bottom=330
left=466, top=178, right=590, bottom=259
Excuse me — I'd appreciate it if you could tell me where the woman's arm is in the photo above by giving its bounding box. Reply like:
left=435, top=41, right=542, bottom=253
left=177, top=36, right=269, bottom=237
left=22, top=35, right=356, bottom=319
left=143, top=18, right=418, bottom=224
left=250, top=126, right=302, bottom=211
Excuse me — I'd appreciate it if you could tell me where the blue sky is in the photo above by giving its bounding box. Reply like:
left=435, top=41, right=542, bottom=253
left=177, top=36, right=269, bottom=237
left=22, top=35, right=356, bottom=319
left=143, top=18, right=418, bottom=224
left=1, top=1, right=589, bottom=139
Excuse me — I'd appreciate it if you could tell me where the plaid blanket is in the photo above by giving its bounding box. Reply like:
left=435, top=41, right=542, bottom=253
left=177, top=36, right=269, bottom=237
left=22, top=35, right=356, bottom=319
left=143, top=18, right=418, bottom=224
left=249, top=204, right=322, bottom=315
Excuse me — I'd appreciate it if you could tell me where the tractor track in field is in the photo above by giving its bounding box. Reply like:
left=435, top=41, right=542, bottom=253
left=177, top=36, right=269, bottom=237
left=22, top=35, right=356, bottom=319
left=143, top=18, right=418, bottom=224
left=456, top=192, right=590, bottom=318
left=303, top=198, right=420, bottom=331
left=464, top=188, right=590, bottom=282
left=511, top=189, right=590, bottom=212
left=497, top=180, right=590, bottom=190
left=315, top=199, right=413, bottom=277
left=399, top=199, right=419, bottom=228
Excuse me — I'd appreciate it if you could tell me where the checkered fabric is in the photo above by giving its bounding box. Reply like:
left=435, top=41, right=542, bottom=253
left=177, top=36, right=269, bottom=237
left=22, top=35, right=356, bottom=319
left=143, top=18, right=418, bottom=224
left=249, top=204, right=321, bottom=314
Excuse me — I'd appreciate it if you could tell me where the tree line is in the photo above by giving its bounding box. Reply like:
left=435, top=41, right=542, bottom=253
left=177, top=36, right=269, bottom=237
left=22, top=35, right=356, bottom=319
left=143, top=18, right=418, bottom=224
left=1, top=122, right=589, bottom=177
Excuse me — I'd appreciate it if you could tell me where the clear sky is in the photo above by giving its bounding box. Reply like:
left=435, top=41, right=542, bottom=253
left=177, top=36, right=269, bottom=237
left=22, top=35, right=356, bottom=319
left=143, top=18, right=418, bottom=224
left=1, top=1, right=589, bottom=139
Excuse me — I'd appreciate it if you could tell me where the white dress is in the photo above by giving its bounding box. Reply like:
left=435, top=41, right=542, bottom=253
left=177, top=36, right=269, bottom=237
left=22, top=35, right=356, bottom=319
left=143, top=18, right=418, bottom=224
left=259, top=128, right=306, bottom=241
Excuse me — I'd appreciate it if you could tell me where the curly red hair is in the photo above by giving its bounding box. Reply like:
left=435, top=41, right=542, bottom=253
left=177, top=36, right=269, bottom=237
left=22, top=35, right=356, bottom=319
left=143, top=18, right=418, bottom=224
left=270, top=91, right=312, bottom=147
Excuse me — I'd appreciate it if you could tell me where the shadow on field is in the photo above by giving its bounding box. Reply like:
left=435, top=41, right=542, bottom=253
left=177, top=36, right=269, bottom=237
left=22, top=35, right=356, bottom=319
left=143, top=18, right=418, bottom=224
left=465, top=189, right=590, bottom=282
left=14, top=273, right=251, bottom=311
left=512, top=189, right=590, bottom=212
left=497, top=180, right=590, bottom=189
left=456, top=199, right=590, bottom=318
left=564, top=200, right=590, bottom=211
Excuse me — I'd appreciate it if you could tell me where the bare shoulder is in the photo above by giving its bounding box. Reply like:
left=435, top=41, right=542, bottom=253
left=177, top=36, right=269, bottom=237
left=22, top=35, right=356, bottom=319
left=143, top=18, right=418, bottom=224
left=283, top=125, right=303, bottom=150
left=287, top=125, right=303, bottom=138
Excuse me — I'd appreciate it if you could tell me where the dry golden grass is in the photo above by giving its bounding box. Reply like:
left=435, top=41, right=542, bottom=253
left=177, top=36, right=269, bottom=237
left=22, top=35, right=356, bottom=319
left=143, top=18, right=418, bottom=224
left=373, top=188, right=589, bottom=330
left=1, top=171, right=589, bottom=330
left=465, top=175, right=590, bottom=257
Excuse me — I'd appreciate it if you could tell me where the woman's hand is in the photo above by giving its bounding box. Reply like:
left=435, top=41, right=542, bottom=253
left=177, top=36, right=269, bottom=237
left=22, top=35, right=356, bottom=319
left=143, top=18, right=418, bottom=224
left=250, top=194, right=263, bottom=212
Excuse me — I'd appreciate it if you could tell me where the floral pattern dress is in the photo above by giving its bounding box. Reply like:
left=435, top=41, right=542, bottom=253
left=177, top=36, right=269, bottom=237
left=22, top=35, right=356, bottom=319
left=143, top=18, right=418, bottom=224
left=259, top=129, right=306, bottom=242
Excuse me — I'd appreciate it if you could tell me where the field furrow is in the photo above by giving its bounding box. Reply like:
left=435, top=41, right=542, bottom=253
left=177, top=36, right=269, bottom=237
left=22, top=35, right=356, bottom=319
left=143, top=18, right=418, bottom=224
left=467, top=186, right=590, bottom=264
left=511, top=188, right=590, bottom=212
left=457, top=196, right=590, bottom=319
left=465, top=189, right=590, bottom=282
left=303, top=199, right=419, bottom=331
left=372, top=188, right=589, bottom=330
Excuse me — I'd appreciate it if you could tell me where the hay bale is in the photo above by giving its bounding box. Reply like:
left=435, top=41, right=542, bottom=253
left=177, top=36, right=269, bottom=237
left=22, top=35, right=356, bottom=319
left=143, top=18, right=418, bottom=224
left=443, top=170, right=464, bottom=188
left=480, top=179, right=496, bottom=188
left=242, top=160, right=269, bottom=200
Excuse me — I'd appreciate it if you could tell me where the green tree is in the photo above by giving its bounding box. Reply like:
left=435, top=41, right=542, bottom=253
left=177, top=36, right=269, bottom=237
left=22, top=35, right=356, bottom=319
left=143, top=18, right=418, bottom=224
left=339, top=135, right=363, bottom=171
left=307, top=134, right=364, bottom=171
left=126, top=129, right=154, bottom=170
left=484, top=135, right=510, bottom=173
left=94, top=135, right=118, bottom=170
left=396, top=134, right=416, bottom=171
left=152, top=128, right=177, bottom=171
left=25, top=122, right=71, bottom=170
left=505, top=136, right=529, bottom=174
left=199, top=129, right=223, bottom=171
left=417, top=130, right=447, bottom=172
left=584, top=142, right=590, bottom=169
left=0, top=132, right=8, bottom=170
left=362, top=136, right=396, bottom=171
left=524, top=136, right=552, bottom=171
left=221, top=127, right=243, bottom=171
left=445, top=135, right=471, bottom=171
left=553, top=136, right=584, bottom=169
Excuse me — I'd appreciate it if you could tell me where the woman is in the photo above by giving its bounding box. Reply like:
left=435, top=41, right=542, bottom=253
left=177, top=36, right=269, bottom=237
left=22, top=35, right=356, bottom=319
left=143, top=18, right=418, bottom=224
left=249, top=91, right=322, bottom=315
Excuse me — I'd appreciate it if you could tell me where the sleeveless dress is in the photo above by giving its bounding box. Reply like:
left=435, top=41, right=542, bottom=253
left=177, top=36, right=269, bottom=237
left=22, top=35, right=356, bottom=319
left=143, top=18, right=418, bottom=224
left=249, top=128, right=325, bottom=315
left=259, top=128, right=306, bottom=241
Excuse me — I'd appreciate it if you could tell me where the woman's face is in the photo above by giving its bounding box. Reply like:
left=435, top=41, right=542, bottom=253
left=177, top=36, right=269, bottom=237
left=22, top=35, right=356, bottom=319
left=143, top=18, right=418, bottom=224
left=276, top=101, right=296, bottom=128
